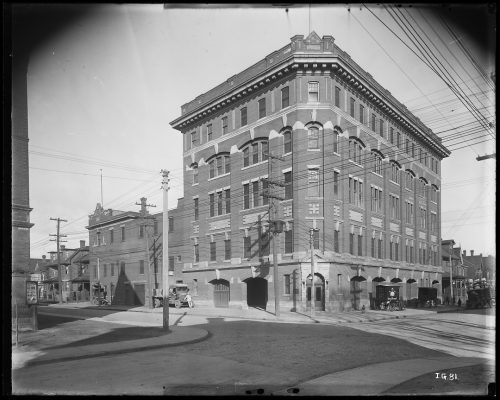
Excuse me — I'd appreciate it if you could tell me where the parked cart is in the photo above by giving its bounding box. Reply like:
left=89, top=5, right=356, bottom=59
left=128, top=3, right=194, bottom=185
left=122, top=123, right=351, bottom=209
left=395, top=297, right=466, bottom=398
left=375, top=283, right=404, bottom=311
left=152, top=284, right=194, bottom=309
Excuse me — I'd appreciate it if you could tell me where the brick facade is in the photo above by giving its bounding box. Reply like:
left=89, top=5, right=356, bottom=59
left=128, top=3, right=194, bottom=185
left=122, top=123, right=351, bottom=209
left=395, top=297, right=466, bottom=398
left=170, top=32, right=450, bottom=312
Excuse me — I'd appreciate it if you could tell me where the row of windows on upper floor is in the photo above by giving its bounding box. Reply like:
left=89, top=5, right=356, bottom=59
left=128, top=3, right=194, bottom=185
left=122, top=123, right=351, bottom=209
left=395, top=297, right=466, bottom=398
left=188, top=80, right=439, bottom=174
left=91, top=258, right=176, bottom=280
left=192, top=136, right=440, bottom=195
left=91, top=218, right=173, bottom=246
left=190, top=229, right=440, bottom=267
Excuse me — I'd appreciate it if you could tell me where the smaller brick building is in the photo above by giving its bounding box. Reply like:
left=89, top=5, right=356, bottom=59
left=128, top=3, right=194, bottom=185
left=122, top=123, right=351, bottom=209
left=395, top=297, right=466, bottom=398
left=86, top=198, right=185, bottom=307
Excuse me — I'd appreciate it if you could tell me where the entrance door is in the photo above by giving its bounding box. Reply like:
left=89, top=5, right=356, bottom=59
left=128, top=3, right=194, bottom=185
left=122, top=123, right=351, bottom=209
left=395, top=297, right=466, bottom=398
left=213, top=279, right=230, bottom=308
left=246, top=277, right=268, bottom=309
left=306, top=274, right=325, bottom=311
left=350, top=277, right=367, bottom=311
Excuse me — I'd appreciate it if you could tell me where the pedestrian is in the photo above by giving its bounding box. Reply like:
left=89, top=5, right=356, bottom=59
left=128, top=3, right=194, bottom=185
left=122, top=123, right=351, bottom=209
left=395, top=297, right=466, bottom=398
left=457, top=298, right=462, bottom=307
left=446, top=296, right=449, bottom=305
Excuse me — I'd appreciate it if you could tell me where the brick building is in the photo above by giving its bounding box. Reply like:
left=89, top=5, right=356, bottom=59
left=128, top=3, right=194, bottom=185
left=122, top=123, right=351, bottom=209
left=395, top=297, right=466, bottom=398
left=86, top=198, right=184, bottom=307
left=170, top=32, right=450, bottom=312
left=441, top=239, right=468, bottom=304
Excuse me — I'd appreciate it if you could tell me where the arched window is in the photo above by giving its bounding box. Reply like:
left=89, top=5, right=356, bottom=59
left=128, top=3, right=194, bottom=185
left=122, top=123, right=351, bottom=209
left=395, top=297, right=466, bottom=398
left=418, top=178, right=427, bottom=198
left=241, top=140, right=269, bottom=167
left=405, top=170, right=414, bottom=190
left=192, top=165, right=199, bottom=185
left=308, top=126, right=319, bottom=149
left=283, top=130, right=292, bottom=154
left=208, top=155, right=231, bottom=178
left=390, top=162, right=401, bottom=184
left=349, top=139, right=364, bottom=165
left=372, top=151, right=383, bottom=175
left=430, top=185, right=439, bottom=203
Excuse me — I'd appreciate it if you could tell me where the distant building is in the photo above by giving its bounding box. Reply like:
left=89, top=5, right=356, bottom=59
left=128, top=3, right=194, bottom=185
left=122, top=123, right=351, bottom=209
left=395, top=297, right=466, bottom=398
left=170, top=32, right=450, bottom=311
left=85, top=199, right=184, bottom=307
left=462, top=249, right=496, bottom=288
left=441, top=239, right=468, bottom=304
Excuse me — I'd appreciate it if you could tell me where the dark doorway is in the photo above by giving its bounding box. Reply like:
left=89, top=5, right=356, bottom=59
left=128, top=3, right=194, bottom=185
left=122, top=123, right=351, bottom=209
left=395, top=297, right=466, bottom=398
left=350, top=276, right=367, bottom=311
left=306, top=273, right=325, bottom=311
left=245, top=277, right=268, bottom=309
left=212, top=279, right=230, bottom=308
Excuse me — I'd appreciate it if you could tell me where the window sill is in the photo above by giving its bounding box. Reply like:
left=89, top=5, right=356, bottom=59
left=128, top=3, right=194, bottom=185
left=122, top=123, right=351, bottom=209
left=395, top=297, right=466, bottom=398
left=241, top=160, right=268, bottom=171
left=208, top=172, right=230, bottom=182
left=307, top=148, right=321, bottom=152
left=349, top=160, right=363, bottom=168
left=371, top=172, right=383, bottom=178
left=389, top=180, right=400, bottom=186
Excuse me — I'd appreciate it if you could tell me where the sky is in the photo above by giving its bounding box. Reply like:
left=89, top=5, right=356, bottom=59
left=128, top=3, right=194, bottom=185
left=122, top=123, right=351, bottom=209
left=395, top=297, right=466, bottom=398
left=22, top=4, right=496, bottom=259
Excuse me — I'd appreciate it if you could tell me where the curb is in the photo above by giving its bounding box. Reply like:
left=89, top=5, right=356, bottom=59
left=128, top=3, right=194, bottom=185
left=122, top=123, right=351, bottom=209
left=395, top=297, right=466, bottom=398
left=18, top=326, right=211, bottom=368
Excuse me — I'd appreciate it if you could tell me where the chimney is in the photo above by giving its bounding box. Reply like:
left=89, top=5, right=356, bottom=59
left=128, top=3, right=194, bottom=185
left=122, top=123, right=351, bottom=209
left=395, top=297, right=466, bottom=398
left=42, top=255, right=46, bottom=260
left=61, top=245, right=66, bottom=250
left=471, top=250, right=474, bottom=256
left=80, top=240, right=86, bottom=248
left=462, top=250, right=466, bottom=257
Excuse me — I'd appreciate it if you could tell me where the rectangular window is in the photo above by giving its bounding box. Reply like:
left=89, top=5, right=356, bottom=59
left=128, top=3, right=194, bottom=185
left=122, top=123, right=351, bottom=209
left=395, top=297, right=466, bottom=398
left=379, top=119, right=384, bottom=137
left=358, top=234, right=363, bottom=256
left=139, top=260, right=144, bottom=275
left=243, top=183, right=250, bottom=209
left=262, top=141, right=269, bottom=161
left=225, top=239, right=231, bottom=260
left=349, top=233, right=354, bottom=255
left=193, top=168, right=199, bottom=185
left=253, top=181, right=260, bottom=207
left=194, top=244, right=199, bottom=263
left=333, top=130, right=339, bottom=153
left=395, top=241, right=399, bottom=261
left=217, top=156, right=223, bottom=176
left=359, top=104, right=365, bottom=124
left=285, top=229, right=293, bottom=253
left=390, top=127, right=394, bottom=144
left=168, top=256, right=175, bottom=271
left=397, top=132, right=401, bottom=148
left=284, top=131, right=292, bottom=154
left=169, top=216, right=174, bottom=232
left=225, top=156, right=230, bottom=174
left=194, top=198, right=199, bottom=221
left=240, top=107, right=247, bottom=127
left=307, top=168, right=320, bottom=197
left=222, top=116, right=228, bottom=135
left=334, top=86, right=341, bottom=107
left=333, top=170, right=340, bottom=197
left=210, top=242, right=216, bottom=261
left=281, top=86, right=289, bottom=109
left=225, top=189, right=231, bottom=214
left=378, top=237, right=383, bottom=259
left=262, top=179, right=269, bottom=206
left=284, top=171, right=293, bottom=200
left=412, top=142, right=415, bottom=158
left=110, top=230, right=114, bottom=244
left=217, top=191, right=223, bottom=215
left=111, top=263, right=115, bottom=276
left=406, top=138, right=410, bottom=154
left=209, top=161, right=215, bottom=179
left=284, top=274, right=291, bottom=295
left=371, top=237, right=375, bottom=258
left=243, top=147, right=250, bottom=167
left=103, top=264, right=107, bottom=277
left=139, top=224, right=144, bottom=238
left=154, top=220, right=158, bottom=235
left=371, top=114, right=376, bottom=131
left=334, top=230, right=340, bottom=253
left=209, top=193, right=215, bottom=217
left=252, top=142, right=259, bottom=164
left=258, top=98, right=266, bottom=119
left=191, top=131, right=198, bottom=147
left=350, top=98, right=355, bottom=117
left=121, top=226, right=125, bottom=242
left=313, top=229, right=320, bottom=250
left=308, top=81, right=319, bottom=102
left=207, top=124, right=213, bottom=141
left=308, top=127, right=319, bottom=149
left=244, top=236, right=252, bottom=259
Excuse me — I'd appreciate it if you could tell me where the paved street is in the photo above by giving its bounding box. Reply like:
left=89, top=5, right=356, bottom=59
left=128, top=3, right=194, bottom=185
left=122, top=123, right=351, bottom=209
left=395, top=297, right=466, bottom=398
left=11, top=304, right=495, bottom=395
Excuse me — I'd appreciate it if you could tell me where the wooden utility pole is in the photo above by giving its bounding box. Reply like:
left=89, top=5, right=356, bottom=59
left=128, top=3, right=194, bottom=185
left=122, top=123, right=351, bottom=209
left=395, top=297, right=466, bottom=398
left=476, top=154, right=496, bottom=161
left=50, top=217, right=67, bottom=304
left=161, top=170, right=170, bottom=331
left=309, top=227, right=319, bottom=318
left=262, top=152, right=285, bottom=317
left=136, top=198, right=156, bottom=309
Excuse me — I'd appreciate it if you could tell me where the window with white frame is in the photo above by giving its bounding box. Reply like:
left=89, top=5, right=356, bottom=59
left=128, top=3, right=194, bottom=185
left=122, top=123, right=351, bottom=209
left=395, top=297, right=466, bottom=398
left=333, top=170, right=340, bottom=197
left=308, top=126, right=319, bottom=149
left=192, top=166, right=199, bottom=185
left=349, top=176, right=363, bottom=207
left=281, top=86, right=289, bottom=109
left=349, top=139, right=363, bottom=164
left=258, top=98, right=266, bottom=119
left=389, top=194, right=400, bottom=220
left=373, top=152, right=383, bottom=175
left=405, top=201, right=414, bottom=224
left=243, top=180, right=267, bottom=210
left=405, top=171, right=414, bottom=190
left=209, top=155, right=230, bottom=178
left=308, top=81, right=319, bottom=102
left=307, top=168, right=320, bottom=197
left=240, top=107, right=247, bottom=127
left=419, top=206, right=427, bottom=229
left=390, top=162, right=401, bottom=184
left=333, top=129, right=340, bottom=153
left=418, top=179, right=427, bottom=197
left=283, top=130, right=292, bottom=154
left=379, top=119, right=384, bottom=137
left=359, top=104, right=365, bottom=124
left=242, top=140, right=269, bottom=167
left=335, top=86, right=341, bottom=108
left=371, top=185, right=383, bottom=213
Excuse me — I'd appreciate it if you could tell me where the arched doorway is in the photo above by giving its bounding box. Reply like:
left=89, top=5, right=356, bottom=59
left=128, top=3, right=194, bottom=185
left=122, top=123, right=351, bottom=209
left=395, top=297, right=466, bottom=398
left=371, top=277, right=385, bottom=309
left=406, top=279, right=418, bottom=301
left=351, top=276, right=367, bottom=311
left=306, top=273, right=325, bottom=311
left=211, top=279, right=230, bottom=308
left=245, top=277, right=268, bottom=309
